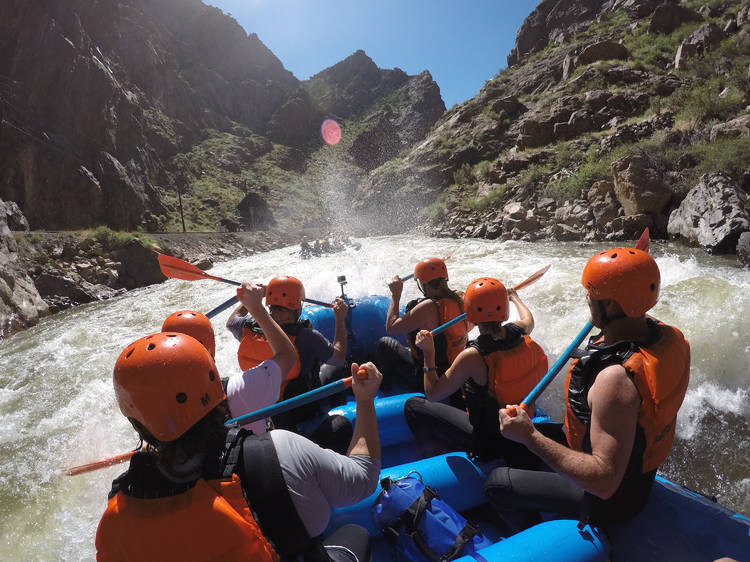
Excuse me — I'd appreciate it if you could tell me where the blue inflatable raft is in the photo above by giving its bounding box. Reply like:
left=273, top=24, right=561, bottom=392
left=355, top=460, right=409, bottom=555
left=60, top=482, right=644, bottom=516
left=301, top=296, right=750, bottom=561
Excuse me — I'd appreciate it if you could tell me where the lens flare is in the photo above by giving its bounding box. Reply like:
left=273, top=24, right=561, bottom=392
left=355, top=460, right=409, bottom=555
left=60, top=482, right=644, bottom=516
left=321, top=118, right=342, bottom=145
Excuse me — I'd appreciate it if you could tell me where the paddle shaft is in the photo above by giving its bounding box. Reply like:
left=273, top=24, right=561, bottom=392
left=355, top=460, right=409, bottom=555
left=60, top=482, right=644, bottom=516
left=510, top=321, right=594, bottom=416
left=65, top=450, right=137, bottom=476
left=225, top=375, right=354, bottom=427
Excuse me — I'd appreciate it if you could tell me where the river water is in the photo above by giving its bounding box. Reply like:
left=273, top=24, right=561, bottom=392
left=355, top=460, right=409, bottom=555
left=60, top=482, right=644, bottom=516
left=1, top=235, right=748, bottom=559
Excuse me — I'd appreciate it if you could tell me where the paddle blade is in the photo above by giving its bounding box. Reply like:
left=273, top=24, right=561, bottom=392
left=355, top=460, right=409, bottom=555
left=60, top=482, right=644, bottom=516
left=158, top=254, right=218, bottom=282
left=64, top=450, right=137, bottom=476
left=635, top=228, right=650, bottom=252
left=512, top=264, right=551, bottom=291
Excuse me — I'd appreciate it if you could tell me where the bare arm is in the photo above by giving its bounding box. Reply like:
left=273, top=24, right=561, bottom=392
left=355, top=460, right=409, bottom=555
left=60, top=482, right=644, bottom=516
left=226, top=304, right=248, bottom=329
left=347, top=362, right=383, bottom=459
left=385, top=276, right=404, bottom=333
left=388, top=299, right=440, bottom=335
left=499, top=364, right=640, bottom=499
left=508, top=288, right=534, bottom=335
left=328, top=298, right=348, bottom=366
left=418, top=330, right=484, bottom=401
left=236, top=282, right=297, bottom=377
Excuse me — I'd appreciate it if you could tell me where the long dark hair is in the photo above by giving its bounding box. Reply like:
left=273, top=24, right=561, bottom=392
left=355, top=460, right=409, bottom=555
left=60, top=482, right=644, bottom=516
left=427, top=278, right=464, bottom=311
left=128, top=402, right=230, bottom=468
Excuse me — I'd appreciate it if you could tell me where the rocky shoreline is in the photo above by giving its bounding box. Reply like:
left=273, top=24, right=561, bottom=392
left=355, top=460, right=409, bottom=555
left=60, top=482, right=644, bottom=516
left=1, top=199, right=296, bottom=340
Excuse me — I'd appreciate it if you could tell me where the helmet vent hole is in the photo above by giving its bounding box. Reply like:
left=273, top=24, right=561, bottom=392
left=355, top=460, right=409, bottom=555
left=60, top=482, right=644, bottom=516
left=125, top=349, right=134, bottom=359
left=477, top=307, right=483, bottom=312
left=496, top=306, right=501, bottom=311
left=147, top=343, right=156, bottom=351
left=175, top=392, right=187, bottom=404
left=629, top=250, right=635, bottom=254
left=650, top=283, right=656, bottom=291
left=610, top=252, right=618, bottom=259
left=208, top=370, right=215, bottom=381
left=282, top=292, right=287, bottom=297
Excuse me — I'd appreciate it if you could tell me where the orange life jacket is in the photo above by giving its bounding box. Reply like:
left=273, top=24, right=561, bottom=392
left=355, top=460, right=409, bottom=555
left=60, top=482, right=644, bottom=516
left=96, top=468, right=278, bottom=562
left=238, top=322, right=301, bottom=399
left=406, top=297, right=468, bottom=369
left=436, top=298, right=470, bottom=363
left=463, top=324, right=548, bottom=461
left=564, top=321, right=690, bottom=474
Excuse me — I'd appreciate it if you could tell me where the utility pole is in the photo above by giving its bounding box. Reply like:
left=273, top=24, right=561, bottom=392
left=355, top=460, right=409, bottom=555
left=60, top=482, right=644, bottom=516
left=177, top=180, right=186, bottom=233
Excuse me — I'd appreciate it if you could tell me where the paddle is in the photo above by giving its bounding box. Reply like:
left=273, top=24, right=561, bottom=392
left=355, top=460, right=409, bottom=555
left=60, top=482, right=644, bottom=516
left=157, top=254, right=332, bottom=308
left=506, top=228, right=650, bottom=417
left=431, top=264, right=551, bottom=336
left=507, top=321, right=594, bottom=417
left=66, top=368, right=370, bottom=475
left=224, top=367, right=369, bottom=427
left=64, top=449, right=138, bottom=476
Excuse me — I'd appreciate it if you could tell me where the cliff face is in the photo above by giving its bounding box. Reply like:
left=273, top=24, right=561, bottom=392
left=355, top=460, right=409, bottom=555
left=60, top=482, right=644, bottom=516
left=353, top=0, right=750, bottom=254
left=0, top=0, right=444, bottom=235
left=0, top=0, right=312, bottom=230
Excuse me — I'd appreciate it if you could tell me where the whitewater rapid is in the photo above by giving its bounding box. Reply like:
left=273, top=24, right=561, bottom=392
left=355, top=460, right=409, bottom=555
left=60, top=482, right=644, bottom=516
left=0, top=235, right=747, bottom=560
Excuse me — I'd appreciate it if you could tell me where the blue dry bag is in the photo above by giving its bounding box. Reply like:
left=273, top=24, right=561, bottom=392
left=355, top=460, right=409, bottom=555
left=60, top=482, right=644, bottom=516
left=371, top=474, right=492, bottom=561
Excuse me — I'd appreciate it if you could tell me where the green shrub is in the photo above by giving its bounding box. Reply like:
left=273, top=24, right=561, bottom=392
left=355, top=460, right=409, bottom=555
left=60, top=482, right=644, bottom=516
left=468, top=184, right=508, bottom=210
left=671, top=77, right=746, bottom=127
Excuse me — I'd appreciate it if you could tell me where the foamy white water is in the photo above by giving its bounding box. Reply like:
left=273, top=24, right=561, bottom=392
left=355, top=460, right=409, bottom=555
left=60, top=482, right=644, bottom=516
left=1, top=236, right=748, bottom=559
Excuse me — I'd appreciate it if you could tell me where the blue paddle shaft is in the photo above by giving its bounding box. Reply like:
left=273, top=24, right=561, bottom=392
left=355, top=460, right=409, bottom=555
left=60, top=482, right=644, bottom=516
left=401, top=273, right=414, bottom=281
left=206, top=296, right=332, bottom=319
left=431, top=313, right=467, bottom=335
left=225, top=377, right=349, bottom=426
left=522, top=321, right=593, bottom=407
left=206, top=295, right=238, bottom=318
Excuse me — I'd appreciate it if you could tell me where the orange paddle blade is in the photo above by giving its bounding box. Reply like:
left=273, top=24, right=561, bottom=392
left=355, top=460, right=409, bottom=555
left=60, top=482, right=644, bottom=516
left=64, top=450, right=137, bottom=476
left=512, top=264, right=551, bottom=291
left=635, top=228, right=650, bottom=252
left=158, top=254, right=221, bottom=282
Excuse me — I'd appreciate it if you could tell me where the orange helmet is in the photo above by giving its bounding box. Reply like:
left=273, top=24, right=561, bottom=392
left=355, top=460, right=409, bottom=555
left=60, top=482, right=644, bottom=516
left=162, top=310, right=216, bottom=358
left=414, top=257, right=448, bottom=284
left=113, top=332, right=224, bottom=442
left=581, top=248, right=660, bottom=317
left=266, top=276, right=305, bottom=310
left=464, top=277, right=509, bottom=323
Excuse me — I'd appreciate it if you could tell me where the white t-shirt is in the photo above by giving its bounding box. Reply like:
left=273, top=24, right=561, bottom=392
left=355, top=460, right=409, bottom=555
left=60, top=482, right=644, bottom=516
left=225, top=359, right=283, bottom=435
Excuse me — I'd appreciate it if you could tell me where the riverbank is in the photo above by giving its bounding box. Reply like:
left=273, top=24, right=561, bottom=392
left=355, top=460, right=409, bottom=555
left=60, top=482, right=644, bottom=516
left=0, top=226, right=298, bottom=340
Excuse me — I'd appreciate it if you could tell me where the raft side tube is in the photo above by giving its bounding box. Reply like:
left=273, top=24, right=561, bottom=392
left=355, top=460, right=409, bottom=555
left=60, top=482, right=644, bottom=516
left=606, top=475, right=750, bottom=561
left=453, top=520, right=609, bottom=562
left=302, top=296, right=407, bottom=360
left=326, top=452, right=499, bottom=536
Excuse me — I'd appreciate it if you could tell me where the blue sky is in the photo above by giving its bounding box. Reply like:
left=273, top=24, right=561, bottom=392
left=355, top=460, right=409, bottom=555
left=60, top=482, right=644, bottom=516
left=206, top=0, right=541, bottom=109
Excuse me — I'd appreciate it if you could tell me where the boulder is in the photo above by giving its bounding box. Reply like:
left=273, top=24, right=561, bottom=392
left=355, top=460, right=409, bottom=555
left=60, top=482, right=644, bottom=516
left=620, top=0, right=662, bottom=20
left=612, top=155, right=672, bottom=215
left=648, top=3, right=702, bottom=34
left=112, top=239, right=166, bottom=289
left=709, top=114, right=750, bottom=142
left=587, top=180, right=623, bottom=230
left=0, top=200, right=48, bottom=338
left=737, top=231, right=750, bottom=266
left=674, top=23, right=724, bottom=69
left=667, top=173, right=750, bottom=253
left=577, top=40, right=629, bottom=65
left=3, top=201, right=29, bottom=232
left=606, top=214, right=655, bottom=240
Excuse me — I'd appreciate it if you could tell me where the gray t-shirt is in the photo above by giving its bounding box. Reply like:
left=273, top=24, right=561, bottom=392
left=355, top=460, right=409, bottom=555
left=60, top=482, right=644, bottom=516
left=269, top=429, right=380, bottom=537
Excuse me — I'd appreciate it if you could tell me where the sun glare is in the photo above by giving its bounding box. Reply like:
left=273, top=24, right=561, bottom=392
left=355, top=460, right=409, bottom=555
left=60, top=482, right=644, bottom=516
left=321, top=118, right=342, bottom=145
